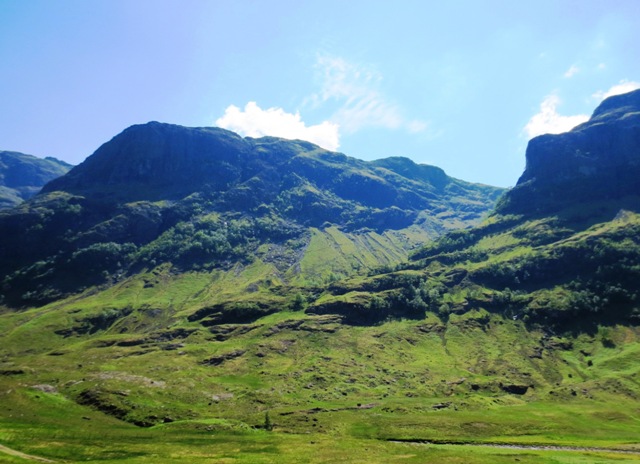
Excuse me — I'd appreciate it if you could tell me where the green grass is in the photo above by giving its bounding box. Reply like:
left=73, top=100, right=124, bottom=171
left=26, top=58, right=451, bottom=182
left=2, top=305, right=640, bottom=461
left=1, top=392, right=640, bottom=463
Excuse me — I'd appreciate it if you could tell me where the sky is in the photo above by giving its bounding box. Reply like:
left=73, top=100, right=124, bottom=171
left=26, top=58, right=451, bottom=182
left=1, top=0, right=640, bottom=187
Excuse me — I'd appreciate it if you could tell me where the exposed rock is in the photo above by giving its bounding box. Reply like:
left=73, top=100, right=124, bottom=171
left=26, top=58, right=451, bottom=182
left=416, top=322, right=446, bottom=334
left=529, top=347, right=543, bottom=359
left=189, top=303, right=276, bottom=326
left=162, top=343, right=185, bottom=351
left=116, top=338, right=146, bottom=347
left=31, top=384, right=57, bottom=394
left=264, top=316, right=342, bottom=336
left=544, top=337, right=573, bottom=351
left=0, top=368, right=25, bottom=376
left=432, top=402, right=452, bottom=410
left=500, top=383, right=530, bottom=395
left=202, top=349, right=246, bottom=366
left=76, top=389, right=131, bottom=422
left=211, top=393, right=234, bottom=402
left=92, top=371, right=165, bottom=388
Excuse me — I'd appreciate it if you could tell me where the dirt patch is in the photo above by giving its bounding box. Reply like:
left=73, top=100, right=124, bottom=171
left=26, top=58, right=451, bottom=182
left=0, top=443, right=57, bottom=463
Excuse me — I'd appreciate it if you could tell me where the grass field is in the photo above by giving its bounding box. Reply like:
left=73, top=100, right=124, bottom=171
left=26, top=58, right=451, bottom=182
left=1, top=308, right=639, bottom=463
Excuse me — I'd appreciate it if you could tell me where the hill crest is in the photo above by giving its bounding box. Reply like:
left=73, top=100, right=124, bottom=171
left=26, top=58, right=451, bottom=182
left=499, top=89, right=640, bottom=215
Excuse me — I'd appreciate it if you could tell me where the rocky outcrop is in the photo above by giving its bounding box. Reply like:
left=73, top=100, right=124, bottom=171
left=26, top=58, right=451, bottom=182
left=42, top=123, right=252, bottom=199
left=499, top=89, right=640, bottom=215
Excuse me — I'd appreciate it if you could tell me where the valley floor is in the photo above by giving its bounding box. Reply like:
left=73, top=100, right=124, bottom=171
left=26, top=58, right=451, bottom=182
left=1, top=426, right=640, bottom=463
left=2, top=304, right=640, bottom=463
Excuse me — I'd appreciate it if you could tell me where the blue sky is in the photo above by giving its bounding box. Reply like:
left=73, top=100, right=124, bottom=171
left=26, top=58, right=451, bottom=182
left=1, top=0, right=639, bottom=187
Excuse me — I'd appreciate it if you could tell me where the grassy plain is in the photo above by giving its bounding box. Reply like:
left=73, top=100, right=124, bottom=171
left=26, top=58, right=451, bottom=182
left=1, top=305, right=640, bottom=462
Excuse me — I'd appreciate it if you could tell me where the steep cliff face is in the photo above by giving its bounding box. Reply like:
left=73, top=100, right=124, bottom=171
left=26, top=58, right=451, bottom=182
left=42, top=123, right=252, bottom=199
left=499, top=89, right=640, bottom=215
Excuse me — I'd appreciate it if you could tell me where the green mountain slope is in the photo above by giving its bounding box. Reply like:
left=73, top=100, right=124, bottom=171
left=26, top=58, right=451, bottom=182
left=0, top=151, right=71, bottom=209
left=0, top=122, right=502, bottom=308
left=310, top=90, right=640, bottom=328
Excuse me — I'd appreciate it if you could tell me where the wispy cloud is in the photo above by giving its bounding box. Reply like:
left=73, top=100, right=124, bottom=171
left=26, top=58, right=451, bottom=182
left=215, top=55, right=432, bottom=149
left=308, top=54, right=429, bottom=135
left=563, top=65, right=580, bottom=78
left=524, top=94, right=589, bottom=139
left=592, top=79, right=640, bottom=101
left=215, top=102, right=340, bottom=151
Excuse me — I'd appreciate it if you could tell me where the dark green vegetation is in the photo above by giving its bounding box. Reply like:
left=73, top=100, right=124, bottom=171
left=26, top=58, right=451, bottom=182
left=0, top=122, right=502, bottom=308
left=1, top=91, right=640, bottom=463
left=0, top=151, right=71, bottom=209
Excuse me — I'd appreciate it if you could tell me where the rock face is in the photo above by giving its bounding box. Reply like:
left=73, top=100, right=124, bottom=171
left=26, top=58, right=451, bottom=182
left=0, top=151, right=71, bottom=209
left=499, top=89, right=640, bottom=215
left=43, top=123, right=250, bottom=199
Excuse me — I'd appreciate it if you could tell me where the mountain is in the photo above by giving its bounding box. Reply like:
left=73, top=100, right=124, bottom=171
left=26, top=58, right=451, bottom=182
left=0, top=122, right=502, bottom=308
left=42, top=121, right=500, bottom=226
left=0, top=150, right=71, bottom=209
left=498, top=88, right=640, bottom=215
left=1, top=93, right=640, bottom=463
left=318, top=90, right=640, bottom=328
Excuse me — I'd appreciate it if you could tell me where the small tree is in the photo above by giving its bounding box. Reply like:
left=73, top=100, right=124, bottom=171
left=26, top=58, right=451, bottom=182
left=264, top=411, right=273, bottom=431
left=291, top=292, right=306, bottom=311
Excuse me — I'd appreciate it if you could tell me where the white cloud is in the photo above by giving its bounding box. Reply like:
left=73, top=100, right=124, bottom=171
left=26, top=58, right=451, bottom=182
left=215, top=102, right=340, bottom=151
left=563, top=65, right=580, bottom=78
left=309, top=54, right=430, bottom=135
left=406, top=120, right=429, bottom=134
left=524, top=95, right=589, bottom=139
left=592, top=79, right=640, bottom=101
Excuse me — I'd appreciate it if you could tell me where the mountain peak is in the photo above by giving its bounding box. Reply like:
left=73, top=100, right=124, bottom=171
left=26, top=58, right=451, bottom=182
left=590, top=88, right=640, bottom=122
left=498, top=89, right=640, bottom=215
left=42, top=122, right=250, bottom=199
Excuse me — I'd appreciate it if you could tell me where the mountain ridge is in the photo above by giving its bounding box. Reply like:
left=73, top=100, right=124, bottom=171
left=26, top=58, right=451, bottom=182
left=0, top=150, right=71, bottom=209
left=42, top=121, right=501, bottom=214
left=0, top=123, right=503, bottom=307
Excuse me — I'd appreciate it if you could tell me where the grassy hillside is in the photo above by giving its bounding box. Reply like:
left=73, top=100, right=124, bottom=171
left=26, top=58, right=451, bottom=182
left=1, top=198, right=638, bottom=463
left=1, top=305, right=640, bottom=462
left=2, top=196, right=640, bottom=460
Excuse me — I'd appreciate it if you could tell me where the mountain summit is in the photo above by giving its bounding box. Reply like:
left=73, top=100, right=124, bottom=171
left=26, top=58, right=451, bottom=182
left=499, top=88, right=640, bottom=214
